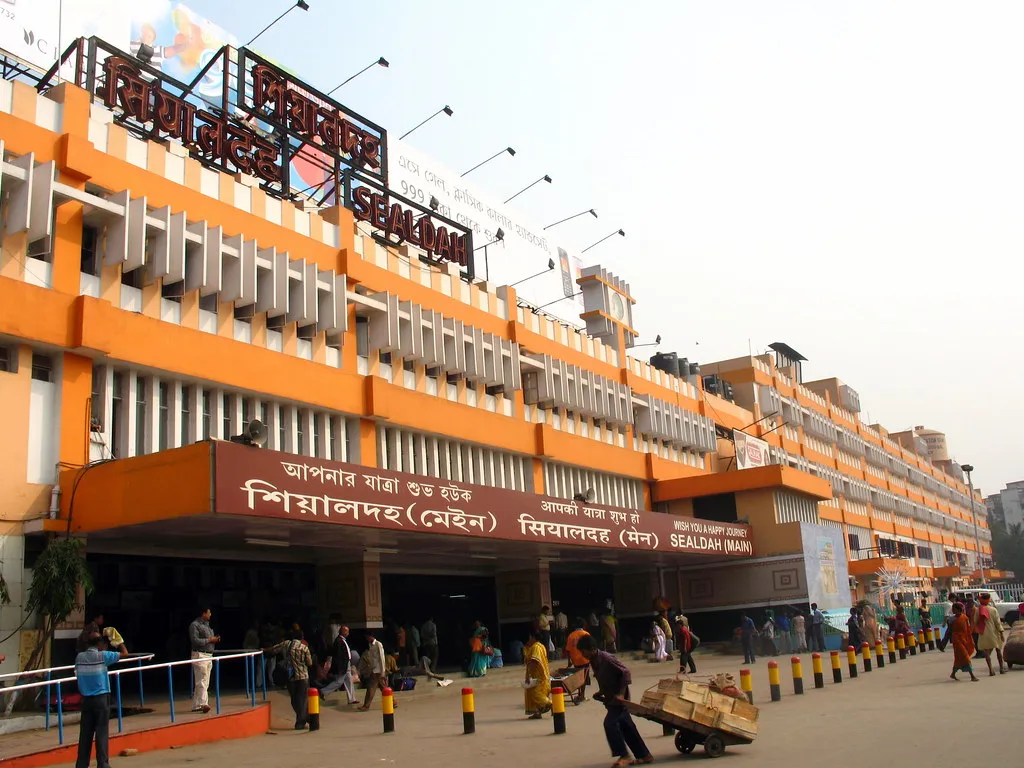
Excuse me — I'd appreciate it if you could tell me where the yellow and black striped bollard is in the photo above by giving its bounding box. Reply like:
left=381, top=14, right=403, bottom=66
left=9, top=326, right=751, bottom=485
left=552, top=687, right=566, bottom=734
left=462, top=687, right=475, bottom=734
left=888, top=636, right=897, bottom=664
left=927, top=627, right=936, bottom=651
left=739, top=669, right=753, bottom=703
left=875, top=640, right=885, bottom=668
left=861, top=642, right=872, bottom=673
left=830, top=650, right=842, bottom=683
left=908, top=631, right=917, bottom=656
left=791, top=656, right=804, bottom=695
left=811, top=653, right=824, bottom=689
left=382, top=687, right=395, bottom=733
left=846, top=646, right=858, bottom=678
left=897, top=633, right=907, bottom=660
left=307, top=687, right=320, bottom=732
left=768, top=661, right=781, bottom=702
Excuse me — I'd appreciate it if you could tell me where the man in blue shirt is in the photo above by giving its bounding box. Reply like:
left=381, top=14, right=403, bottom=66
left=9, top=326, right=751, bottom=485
left=740, top=613, right=757, bottom=664
left=75, top=631, right=128, bottom=768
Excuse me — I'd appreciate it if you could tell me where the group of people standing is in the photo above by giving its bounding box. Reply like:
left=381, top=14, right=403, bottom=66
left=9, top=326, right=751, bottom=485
left=648, top=611, right=699, bottom=674
left=739, top=604, right=826, bottom=663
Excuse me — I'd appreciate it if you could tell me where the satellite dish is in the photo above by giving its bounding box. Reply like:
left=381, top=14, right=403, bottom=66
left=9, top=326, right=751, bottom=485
left=230, top=419, right=268, bottom=447
left=585, top=488, right=596, bottom=504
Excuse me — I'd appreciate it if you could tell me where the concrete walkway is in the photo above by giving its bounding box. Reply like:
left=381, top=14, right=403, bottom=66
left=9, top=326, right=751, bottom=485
left=80, top=647, right=1023, bottom=767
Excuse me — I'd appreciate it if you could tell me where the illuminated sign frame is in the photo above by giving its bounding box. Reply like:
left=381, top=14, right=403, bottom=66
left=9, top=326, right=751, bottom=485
left=40, top=37, right=388, bottom=204
left=343, top=172, right=475, bottom=281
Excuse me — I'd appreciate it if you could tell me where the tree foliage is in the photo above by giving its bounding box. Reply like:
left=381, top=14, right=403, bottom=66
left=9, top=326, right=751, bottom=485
left=25, top=538, right=93, bottom=623
left=3, top=538, right=93, bottom=717
left=991, top=521, right=1024, bottom=578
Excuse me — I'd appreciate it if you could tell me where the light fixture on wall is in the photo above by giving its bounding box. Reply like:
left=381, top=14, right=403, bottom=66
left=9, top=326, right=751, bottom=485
left=461, top=147, right=515, bottom=177
left=245, top=537, right=289, bottom=548
left=543, top=208, right=597, bottom=230
left=400, top=105, right=454, bottom=140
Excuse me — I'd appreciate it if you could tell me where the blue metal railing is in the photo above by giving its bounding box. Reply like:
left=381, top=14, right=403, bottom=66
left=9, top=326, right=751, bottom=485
left=1, top=650, right=265, bottom=745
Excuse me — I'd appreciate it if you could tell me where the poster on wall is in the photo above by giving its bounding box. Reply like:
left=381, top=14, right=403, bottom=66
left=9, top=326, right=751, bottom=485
left=799, top=522, right=850, bottom=611
left=734, top=430, right=771, bottom=471
left=128, top=1, right=237, bottom=104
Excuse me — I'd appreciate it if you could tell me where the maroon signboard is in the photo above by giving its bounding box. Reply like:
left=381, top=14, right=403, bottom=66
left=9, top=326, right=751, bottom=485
left=213, top=443, right=754, bottom=558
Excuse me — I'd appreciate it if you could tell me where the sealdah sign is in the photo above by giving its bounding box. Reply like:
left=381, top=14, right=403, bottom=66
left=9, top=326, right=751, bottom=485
left=352, top=187, right=469, bottom=267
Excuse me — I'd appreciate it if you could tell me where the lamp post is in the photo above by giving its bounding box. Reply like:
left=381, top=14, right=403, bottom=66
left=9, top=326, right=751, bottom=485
left=961, top=463, right=984, bottom=584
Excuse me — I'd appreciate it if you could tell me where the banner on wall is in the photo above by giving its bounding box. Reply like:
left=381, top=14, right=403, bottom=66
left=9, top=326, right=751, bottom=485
left=0, top=0, right=129, bottom=72
left=799, top=522, right=850, bottom=611
left=388, top=137, right=588, bottom=315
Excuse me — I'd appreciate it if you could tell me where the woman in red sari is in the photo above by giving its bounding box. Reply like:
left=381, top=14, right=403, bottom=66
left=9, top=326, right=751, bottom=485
left=949, top=602, right=980, bottom=682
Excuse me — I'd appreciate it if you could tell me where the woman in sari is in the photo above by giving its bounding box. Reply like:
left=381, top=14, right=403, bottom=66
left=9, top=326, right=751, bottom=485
left=948, top=602, right=980, bottom=682
left=601, top=613, right=618, bottom=652
left=523, top=631, right=551, bottom=719
left=468, top=621, right=491, bottom=678
left=976, top=593, right=1006, bottom=676
left=651, top=621, right=668, bottom=661
left=860, top=603, right=880, bottom=645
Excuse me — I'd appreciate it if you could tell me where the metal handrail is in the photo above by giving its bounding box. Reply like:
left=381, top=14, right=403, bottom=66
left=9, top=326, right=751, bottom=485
left=0, top=653, right=154, bottom=682
left=0, top=650, right=266, bottom=747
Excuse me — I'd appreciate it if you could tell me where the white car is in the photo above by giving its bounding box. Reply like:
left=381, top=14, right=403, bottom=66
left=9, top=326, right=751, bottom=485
left=946, top=588, right=1021, bottom=624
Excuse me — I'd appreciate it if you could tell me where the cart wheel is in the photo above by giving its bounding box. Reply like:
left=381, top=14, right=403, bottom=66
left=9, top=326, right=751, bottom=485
left=703, top=734, right=726, bottom=758
left=674, top=732, right=697, bottom=754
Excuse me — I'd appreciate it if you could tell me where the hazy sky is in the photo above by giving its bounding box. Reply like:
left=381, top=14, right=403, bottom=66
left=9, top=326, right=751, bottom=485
left=189, top=0, right=1023, bottom=495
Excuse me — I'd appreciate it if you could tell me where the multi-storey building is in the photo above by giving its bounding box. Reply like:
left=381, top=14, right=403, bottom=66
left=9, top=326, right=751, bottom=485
left=0, top=35, right=995, bottom=669
left=987, top=481, right=1024, bottom=530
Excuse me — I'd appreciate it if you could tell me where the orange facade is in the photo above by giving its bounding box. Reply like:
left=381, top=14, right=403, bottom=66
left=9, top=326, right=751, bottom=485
left=0, top=54, right=994, bottom=671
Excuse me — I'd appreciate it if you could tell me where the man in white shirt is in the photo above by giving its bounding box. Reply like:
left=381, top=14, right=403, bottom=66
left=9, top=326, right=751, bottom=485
left=554, top=609, right=569, bottom=649
left=359, top=631, right=388, bottom=711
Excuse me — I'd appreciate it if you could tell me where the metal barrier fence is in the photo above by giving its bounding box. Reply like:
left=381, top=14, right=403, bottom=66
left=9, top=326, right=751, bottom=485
left=0, top=650, right=265, bottom=746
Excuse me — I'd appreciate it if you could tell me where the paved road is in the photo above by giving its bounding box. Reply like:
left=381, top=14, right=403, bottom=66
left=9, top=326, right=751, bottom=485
left=104, top=649, right=1021, bottom=767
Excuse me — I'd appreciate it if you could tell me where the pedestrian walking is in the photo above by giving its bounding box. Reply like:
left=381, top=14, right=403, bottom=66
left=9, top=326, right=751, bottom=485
left=188, top=607, right=221, bottom=714
left=565, top=619, right=592, bottom=701
left=792, top=611, right=807, bottom=652
left=320, top=625, right=358, bottom=704
left=675, top=614, right=697, bottom=674
left=74, top=631, right=129, bottom=768
left=948, top=602, right=980, bottom=682
left=577, top=634, right=653, bottom=767
left=358, top=630, right=388, bottom=711
left=740, top=613, right=757, bottom=664
left=650, top=620, right=668, bottom=661
left=976, top=593, right=1006, bottom=675
left=420, top=617, right=439, bottom=672
left=847, top=606, right=863, bottom=648
left=657, top=611, right=674, bottom=660
left=266, top=628, right=313, bottom=728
